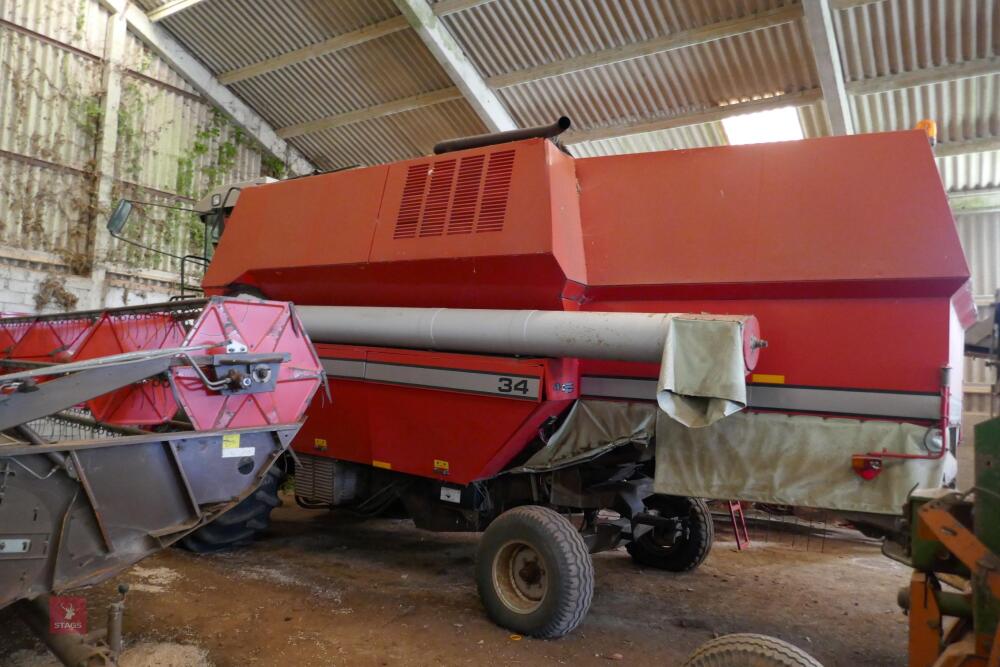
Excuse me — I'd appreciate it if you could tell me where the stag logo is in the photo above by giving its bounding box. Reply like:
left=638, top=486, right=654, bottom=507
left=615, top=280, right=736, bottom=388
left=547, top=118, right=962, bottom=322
left=49, top=596, right=87, bottom=635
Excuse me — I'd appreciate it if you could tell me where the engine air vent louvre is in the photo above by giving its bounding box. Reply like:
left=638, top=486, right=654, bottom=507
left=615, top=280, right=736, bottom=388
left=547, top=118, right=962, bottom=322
left=447, top=155, right=485, bottom=235
left=394, top=163, right=430, bottom=239
left=418, top=159, right=457, bottom=237
left=392, top=148, right=516, bottom=239
left=477, top=150, right=515, bottom=233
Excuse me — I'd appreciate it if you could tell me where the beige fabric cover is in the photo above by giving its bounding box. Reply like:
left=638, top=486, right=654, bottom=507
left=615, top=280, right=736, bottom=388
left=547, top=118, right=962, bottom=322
left=656, top=316, right=749, bottom=427
left=655, top=410, right=955, bottom=515
left=515, top=400, right=954, bottom=515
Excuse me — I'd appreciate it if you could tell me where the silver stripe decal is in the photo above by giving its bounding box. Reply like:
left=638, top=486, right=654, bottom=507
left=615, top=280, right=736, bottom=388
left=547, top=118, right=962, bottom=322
left=580, top=376, right=656, bottom=401
left=580, top=376, right=940, bottom=420
left=323, top=358, right=540, bottom=399
left=747, top=385, right=940, bottom=420
left=321, top=358, right=365, bottom=378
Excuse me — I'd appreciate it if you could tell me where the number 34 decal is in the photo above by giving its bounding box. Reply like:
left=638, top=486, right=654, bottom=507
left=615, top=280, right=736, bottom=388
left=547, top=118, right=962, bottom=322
left=497, top=377, right=530, bottom=394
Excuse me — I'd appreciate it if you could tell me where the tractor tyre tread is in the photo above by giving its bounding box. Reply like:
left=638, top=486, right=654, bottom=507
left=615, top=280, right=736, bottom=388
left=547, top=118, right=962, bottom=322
left=179, top=466, right=282, bottom=553
left=627, top=496, right=713, bottom=572
left=476, top=505, right=593, bottom=639
left=682, top=633, right=824, bottom=667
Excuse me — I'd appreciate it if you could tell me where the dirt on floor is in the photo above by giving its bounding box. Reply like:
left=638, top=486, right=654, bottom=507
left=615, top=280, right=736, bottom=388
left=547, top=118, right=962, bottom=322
left=0, top=501, right=908, bottom=667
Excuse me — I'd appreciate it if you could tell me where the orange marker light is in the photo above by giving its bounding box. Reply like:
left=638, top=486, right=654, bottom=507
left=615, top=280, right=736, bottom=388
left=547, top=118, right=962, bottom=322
left=915, top=119, right=937, bottom=146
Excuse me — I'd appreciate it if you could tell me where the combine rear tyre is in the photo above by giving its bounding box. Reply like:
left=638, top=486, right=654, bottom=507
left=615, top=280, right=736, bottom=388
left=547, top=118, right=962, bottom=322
left=627, top=495, right=713, bottom=572
left=683, top=633, right=823, bottom=667
left=476, top=505, right=593, bottom=639
left=179, top=466, right=283, bottom=553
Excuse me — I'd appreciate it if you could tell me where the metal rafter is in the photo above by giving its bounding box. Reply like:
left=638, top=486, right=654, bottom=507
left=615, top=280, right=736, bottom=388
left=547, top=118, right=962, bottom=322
left=218, top=16, right=410, bottom=85
left=392, top=0, right=516, bottom=132
left=846, top=57, right=1000, bottom=95
left=148, top=0, right=208, bottom=22
left=802, top=0, right=854, bottom=135
left=949, top=187, right=1000, bottom=215
left=563, top=90, right=824, bottom=145
left=98, top=0, right=314, bottom=175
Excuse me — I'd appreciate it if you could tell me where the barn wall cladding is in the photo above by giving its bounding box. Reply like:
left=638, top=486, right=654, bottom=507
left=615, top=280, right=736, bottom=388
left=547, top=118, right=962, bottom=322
left=0, top=0, right=278, bottom=312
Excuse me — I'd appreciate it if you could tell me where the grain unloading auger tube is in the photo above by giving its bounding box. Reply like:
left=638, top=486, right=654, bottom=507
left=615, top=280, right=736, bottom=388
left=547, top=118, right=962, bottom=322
left=0, top=297, right=323, bottom=663
left=295, top=305, right=763, bottom=428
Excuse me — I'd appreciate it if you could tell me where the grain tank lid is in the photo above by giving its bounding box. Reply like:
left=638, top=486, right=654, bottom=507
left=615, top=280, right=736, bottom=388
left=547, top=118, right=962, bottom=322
left=576, top=131, right=970, bottom=295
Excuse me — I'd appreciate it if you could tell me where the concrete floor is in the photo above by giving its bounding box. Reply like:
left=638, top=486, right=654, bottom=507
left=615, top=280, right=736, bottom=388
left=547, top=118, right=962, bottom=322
left=1, top=499, right=910, bottom=667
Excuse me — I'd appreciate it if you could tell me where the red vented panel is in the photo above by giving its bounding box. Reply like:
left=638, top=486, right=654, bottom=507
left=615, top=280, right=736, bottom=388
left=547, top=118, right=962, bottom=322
left=419, top=159, right=456, bottom=237
left=391, top=149, right=516, bottom=240
left=394, top=163, right=430, bottom=239
left=478, top=150, right=515, bottom=232
left=448, top=154, right=485, bottom=235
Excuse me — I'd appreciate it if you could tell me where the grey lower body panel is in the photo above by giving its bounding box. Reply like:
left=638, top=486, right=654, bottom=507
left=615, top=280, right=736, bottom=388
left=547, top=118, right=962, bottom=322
left=0, top=423, right=300, bottom=610
left=580, top=376, right=941, bottom=421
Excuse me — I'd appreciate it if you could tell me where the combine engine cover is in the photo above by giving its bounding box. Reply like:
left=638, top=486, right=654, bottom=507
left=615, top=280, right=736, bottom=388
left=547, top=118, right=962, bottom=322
left=204, top=131, right=970, bottom=516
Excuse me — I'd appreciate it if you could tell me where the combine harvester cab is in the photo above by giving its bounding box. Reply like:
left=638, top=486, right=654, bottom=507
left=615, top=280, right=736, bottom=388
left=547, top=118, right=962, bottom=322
left=0, top=297, right=323, bottom=664
left=201, top=119, right=970, bottom=638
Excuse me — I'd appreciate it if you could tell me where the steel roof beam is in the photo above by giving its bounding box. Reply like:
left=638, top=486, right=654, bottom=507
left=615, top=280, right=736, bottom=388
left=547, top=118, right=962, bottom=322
left=217, top=16, right=410, bottom=85
left=563, top=89, right=824, bottom=145
left=277, top=88, right=463, bottom=140
left=147, top=0, right=207, bottom=22
left=392, top=0, right=516, bottom=132
left=98, top=0, right=314, bottom=175
left=936, top=136, right=1000, bottom=158
left=949, top=187, right=1000, bottom=215
left=216, top=2, right=498, bottom=86
left=803, top=0, right=854, bottom=134
left=846, top=57, right=1000, bottom=95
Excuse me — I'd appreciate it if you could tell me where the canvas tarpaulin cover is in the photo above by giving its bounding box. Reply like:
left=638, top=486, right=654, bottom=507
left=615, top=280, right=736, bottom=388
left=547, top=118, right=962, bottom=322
left=516, top=400, right=953, bottom=515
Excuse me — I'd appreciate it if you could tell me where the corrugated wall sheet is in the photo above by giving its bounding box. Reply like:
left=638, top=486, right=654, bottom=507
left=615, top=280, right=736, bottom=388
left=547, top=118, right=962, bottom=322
left=1, top=0, right=273, bottom=282
left=958, top=210, right=1000, bottom=416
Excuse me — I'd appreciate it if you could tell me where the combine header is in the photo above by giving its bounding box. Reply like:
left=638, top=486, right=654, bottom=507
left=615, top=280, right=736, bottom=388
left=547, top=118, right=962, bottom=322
left=101, top=118, right=969, bottom=638
left=0, top=297, right=322, bottom=664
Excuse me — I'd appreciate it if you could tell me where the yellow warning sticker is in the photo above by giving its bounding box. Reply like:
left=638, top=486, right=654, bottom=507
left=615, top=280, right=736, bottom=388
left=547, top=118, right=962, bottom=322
left=372, top=460, right=392, bottom=470
left=751, top=373, right=786, bottom=384
left=221, top=433, right=254, bottom=458
left=314, top=438, right=328, bottom=451
left=433, top=459, right=450, bottom=475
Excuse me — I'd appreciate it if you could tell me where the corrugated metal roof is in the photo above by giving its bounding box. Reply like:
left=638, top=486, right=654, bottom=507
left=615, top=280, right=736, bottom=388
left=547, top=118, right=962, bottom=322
left=134, top=0, right=994, bottom=194
left=852, top=74, right=999, bottom=144
left=495, top=21, right=817, bottom=130
left=939, top=150, right=1000, bottom=191
left=834, top=0, right=996, bottom=81
left=440, top=0, right=800, bottom=78
left=154, top=0, right=400, bottom=73
left=225, top=29, right=454, bottom=129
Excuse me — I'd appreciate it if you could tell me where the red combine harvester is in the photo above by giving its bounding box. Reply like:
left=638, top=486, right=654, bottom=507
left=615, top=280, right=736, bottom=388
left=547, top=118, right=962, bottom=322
left=127, top=119, right=969, bottom=638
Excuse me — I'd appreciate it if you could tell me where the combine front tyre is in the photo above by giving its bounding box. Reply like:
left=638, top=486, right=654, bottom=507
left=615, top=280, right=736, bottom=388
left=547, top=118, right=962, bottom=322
left=627, top=495, right=713, bottom=572
left=476, top=506, right=593, bottom=639
left=179, top=465, right=284, bottom=553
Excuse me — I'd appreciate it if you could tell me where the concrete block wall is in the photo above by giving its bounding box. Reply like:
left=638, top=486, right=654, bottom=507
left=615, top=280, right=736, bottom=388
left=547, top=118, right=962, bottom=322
left=0, top=256, right=176, bottom=315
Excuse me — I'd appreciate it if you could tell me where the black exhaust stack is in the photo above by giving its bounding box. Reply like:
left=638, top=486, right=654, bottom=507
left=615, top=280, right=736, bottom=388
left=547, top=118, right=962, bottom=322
left=433, top=117, right=572, bottom=155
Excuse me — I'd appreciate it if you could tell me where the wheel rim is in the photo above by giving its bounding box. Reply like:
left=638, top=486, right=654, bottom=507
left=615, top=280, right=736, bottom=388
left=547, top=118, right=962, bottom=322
left=492, top=540, right=548, bottom=614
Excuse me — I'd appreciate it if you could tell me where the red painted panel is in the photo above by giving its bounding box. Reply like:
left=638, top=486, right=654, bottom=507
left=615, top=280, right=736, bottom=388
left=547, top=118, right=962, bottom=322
left=204, top=166, right=389, bottom=290
left=576, top=131, right=967, bottom=294
left=76, top=313, right=183, bottom=425
left=580, top=297, right=951, bottom=394
left=296, top=345, right=577, bottom=484
left=9, top=318, right=99, bottom=362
